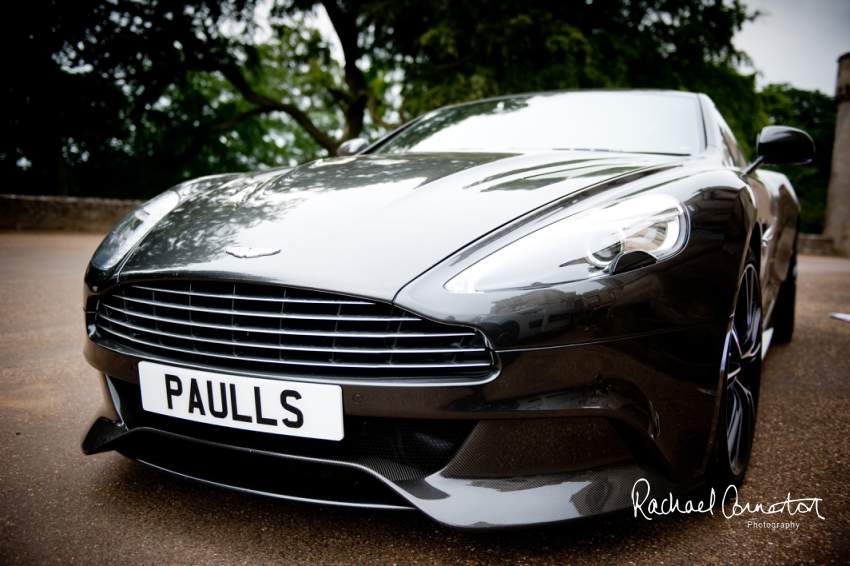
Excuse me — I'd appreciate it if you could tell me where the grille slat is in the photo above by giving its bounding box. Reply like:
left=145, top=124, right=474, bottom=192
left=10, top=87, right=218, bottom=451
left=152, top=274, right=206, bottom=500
left=134, top=285, right=376, bottom=305
left=101, top=304, right=476, bottom=338
left=119, top=295, right=413, bottom=322
left=97, top=326, right=492, bottom=369
left=98, top=312, right=486, bottom=355
left=95, top=281, right=494, bottom=379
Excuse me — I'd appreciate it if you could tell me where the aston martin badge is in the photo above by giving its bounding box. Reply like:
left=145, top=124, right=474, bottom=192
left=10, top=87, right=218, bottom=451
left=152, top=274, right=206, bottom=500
left=225, top=247, right=281, bottom=259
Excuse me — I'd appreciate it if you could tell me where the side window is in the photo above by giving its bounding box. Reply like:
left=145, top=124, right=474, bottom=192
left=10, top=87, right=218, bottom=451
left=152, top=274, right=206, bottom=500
left=714, top=110, right=748, bottom=168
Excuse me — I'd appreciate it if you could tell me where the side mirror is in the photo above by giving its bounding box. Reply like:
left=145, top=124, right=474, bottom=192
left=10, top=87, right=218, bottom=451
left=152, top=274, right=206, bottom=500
left=336, top=138, right=369, bottom=156
left=756, top=125, right=814, bottom=165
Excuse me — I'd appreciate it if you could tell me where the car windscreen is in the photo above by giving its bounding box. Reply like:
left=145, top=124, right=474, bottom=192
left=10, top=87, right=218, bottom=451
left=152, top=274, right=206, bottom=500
left=376, top=91, right=703, bottom=156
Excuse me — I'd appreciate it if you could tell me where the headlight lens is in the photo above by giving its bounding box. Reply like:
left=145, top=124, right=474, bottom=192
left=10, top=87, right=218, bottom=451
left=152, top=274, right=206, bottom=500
left=90, top=190, right=180, bottom=269
left=445, top=194, right=688, bottom=293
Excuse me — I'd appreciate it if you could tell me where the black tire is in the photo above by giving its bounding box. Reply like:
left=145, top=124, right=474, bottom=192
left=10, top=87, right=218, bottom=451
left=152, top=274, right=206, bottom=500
left=771, top=242, right=797, bottom=344
left=706, top=248, right=763, bottom=492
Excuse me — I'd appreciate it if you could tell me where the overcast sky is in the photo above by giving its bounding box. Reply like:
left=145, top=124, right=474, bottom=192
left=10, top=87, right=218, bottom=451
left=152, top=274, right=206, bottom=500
left=734, top=0, right=850, bottom=94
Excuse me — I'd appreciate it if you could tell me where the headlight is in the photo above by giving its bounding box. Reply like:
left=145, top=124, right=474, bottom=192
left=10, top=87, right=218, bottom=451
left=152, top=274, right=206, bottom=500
left=90, top=190, right=181, bottom=270
left=445, top=194, right=688, bottom=293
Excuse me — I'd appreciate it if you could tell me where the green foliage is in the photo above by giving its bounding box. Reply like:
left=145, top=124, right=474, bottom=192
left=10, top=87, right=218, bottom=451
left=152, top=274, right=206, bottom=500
left=1, top=0, right=344, bottom=199
left=360, top=0, right=766, bottom=151
left=759, top=84, right=836, bottom=233
left=0, top=0, right=831, bottom=224
left=686, top=63, right=769, bottom=158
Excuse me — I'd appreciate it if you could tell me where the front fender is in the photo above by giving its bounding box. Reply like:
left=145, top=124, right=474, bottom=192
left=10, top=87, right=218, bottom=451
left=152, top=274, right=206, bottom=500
left=395, top=167, right=757, bottom=351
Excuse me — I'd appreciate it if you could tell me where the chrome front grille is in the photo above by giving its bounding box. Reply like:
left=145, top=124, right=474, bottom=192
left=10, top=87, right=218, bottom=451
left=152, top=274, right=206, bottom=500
left=95, top=280, right=494, bottom=379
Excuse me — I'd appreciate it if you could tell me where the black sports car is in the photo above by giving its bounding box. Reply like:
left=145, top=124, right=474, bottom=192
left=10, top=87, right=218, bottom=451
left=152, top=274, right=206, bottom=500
left=82, top=90, right=813, bottom=529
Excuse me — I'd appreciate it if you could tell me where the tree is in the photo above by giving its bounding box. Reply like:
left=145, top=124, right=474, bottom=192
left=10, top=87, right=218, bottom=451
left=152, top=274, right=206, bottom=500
left=356, top=0, right=765, bottom=152
left=2, top=0, right=370, bottom=198
left=759, top=84, right=836, bottom=233
left=2, top=0, right=766, bottom=199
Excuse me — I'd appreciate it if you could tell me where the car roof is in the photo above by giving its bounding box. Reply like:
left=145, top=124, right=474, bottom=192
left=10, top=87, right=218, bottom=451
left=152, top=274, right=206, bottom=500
left=428, top=89, right=703, bottom=113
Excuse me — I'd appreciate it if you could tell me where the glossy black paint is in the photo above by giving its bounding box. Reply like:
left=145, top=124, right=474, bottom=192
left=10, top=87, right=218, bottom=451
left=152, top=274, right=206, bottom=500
left=84, top=318, right=724, bottom=482
left=117, top=151, right=682, bottom=303
left=81, top=90, right=804, bottom=529
left=82, top=371, right=699, bottom=528
left=609, top=250, right=657, bottom=274
left=395, top=163, right=754, bottom=350
left=757, top=125, right=815, bottom=165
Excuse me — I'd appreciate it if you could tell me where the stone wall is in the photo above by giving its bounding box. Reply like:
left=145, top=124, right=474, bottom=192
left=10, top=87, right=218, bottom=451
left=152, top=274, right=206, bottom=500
left=798, top=234, right=839, bottom=256
left=0, top=194, right=143, bottom=232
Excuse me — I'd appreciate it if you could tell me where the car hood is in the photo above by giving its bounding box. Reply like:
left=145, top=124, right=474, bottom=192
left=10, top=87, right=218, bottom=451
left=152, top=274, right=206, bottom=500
left=120, top=151, right=680, bottom=301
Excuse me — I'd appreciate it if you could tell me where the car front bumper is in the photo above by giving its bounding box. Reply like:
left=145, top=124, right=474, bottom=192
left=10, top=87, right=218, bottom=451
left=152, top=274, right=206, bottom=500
left=82, top=316, right=724, bottom=529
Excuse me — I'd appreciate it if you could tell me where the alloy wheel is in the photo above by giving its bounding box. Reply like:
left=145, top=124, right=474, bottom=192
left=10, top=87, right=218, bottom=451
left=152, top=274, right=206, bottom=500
left=724, top=263, right=762, bottom=476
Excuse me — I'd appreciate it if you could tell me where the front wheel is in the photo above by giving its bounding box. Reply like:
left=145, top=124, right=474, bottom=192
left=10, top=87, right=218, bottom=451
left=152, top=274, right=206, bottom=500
left=707, top=251, right=763, bottom=489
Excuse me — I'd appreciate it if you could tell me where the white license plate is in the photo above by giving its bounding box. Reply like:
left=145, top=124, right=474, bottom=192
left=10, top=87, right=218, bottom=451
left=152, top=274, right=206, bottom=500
left=138, top=362, right=344, bottom=441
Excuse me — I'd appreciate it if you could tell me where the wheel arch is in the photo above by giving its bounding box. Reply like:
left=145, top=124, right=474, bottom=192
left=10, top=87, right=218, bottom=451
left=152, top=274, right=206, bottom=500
left=698, top=182, right=761, bottom=475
